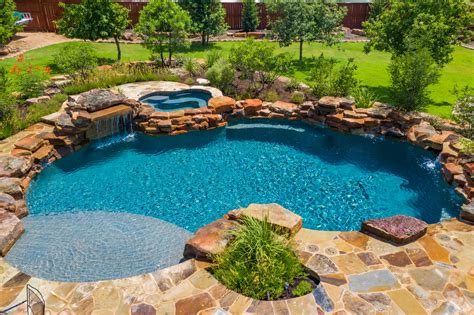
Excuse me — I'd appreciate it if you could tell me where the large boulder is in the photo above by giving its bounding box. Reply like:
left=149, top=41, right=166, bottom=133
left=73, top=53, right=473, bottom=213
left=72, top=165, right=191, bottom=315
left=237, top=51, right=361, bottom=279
left=367, top=103, right=393, bottom=119
left=208, top=96, right=236, bottom=114
left=242, top=99, right=263, bottom=116
left=0, top=178, right=23, bottom=199
left=14, top=135, right=44, bottom=152
left=0, top=193, right=16, bottom=213
left=0, top=210, right=24, bottom=256
left=229, top=203, right=303, bottom=235
left=270, top=101, right=298, bottom=116
left=461, top=201, right=474, bottom=223
left=362, top=215, right=427, bottom=245
left=407, top=122, right=437, bottom=145
left=68, top=89, right=125, bottom=112
left=0, top=155, right=32, bottom=178
left=183, top=218, right=238, bottom=260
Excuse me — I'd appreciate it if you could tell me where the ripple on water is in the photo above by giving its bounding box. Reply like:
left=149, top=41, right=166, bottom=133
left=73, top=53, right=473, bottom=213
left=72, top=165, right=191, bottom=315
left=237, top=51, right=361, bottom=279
left=5, top=211, right=192, bottom=282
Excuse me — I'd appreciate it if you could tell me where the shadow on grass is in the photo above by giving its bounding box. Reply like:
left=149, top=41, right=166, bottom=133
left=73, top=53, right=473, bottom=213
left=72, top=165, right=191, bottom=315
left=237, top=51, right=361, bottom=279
left=178, top=42, right=225, bottom=54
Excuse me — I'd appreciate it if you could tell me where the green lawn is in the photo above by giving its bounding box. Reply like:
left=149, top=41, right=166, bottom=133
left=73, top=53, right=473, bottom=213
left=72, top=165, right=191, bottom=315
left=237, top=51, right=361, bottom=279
left=1, top=41, right=472, bottom=118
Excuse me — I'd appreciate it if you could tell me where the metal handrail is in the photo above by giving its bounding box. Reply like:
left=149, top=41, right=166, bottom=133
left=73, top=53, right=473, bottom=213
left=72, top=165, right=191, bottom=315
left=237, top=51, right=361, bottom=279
left=0, top=284, right=45, bottom=314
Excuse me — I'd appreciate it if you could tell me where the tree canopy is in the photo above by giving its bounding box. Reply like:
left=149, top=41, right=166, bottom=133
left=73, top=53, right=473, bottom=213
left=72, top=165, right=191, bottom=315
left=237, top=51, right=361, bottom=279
left=136, top=0, right=191, bottom=67
left=242, top=0, right=259, bottom=33
left=364, top=0, right=472, bottom=66
left=267, top=0, right=346, bottom=61
left=180, top=0, right=228, bottom=45
left=56, top=0, right=129, bottom=61
left=0, top=0, right=21, bottom=45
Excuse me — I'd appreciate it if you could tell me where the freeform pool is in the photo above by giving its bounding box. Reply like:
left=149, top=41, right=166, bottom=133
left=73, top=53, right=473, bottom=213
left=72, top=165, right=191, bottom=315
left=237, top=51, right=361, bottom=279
left=139, top=89, right=212, bottom=111
left=6, top=120, right=461, bottom=281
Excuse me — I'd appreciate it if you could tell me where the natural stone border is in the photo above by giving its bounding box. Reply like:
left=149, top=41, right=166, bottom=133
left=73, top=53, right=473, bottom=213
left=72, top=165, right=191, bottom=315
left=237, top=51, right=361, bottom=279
left=0, top=83, right=472, bottom=256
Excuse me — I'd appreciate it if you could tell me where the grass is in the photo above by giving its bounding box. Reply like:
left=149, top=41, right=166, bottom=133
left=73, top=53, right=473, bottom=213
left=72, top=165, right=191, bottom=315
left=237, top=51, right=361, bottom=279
left=0, top=41, right=472, bottom=118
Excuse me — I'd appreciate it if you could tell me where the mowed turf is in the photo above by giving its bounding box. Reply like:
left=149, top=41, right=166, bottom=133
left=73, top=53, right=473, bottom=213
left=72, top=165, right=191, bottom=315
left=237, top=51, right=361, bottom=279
left=1, top=41, right=472, bottom=118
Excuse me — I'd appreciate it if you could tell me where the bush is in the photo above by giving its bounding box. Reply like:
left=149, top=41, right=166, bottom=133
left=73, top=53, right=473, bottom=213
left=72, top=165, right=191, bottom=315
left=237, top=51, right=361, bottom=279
left=309, top=54, right=358, bottom=98
left=0, top=94, right=16, bottom=137
left=242, top=0, right=259, bottom=32
left=53, top=43, right=98, bottom=80
left=182, top=57, right=202, bottom=77
left=286, top=78, right=302, bottom=92
left=452, top=85, right=474, bottom=139
left=0, top=67, right=8, bottom=93
left=0, top=0, right=22, bottom=45
left=291, top=91, right=305, bottom=104
left=389, top=47, right=440, bottom=111
left=206, top=50, right=222, bottom=69
left=211, top=216, right=307, bottom=300
left=9, top=56, right=50, bottom=99
left=206, top=59, right=235, bottom=95
left=352, top=86, right=375, bottom=108
left=184, top=77, right=194, bottom=85
left=263, top=90, right=279, bottom=102
left=460, top=138, right=474, bottom=155
left=291, top=280, right=313, bottom=297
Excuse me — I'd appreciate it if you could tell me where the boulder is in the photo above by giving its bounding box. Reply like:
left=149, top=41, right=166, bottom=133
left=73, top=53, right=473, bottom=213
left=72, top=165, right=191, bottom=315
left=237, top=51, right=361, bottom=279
left=196, top=78, right=210, bottom=85
left=460, top=201, right=474, bottom=223
left=231, top=203, right=303, bottom=235
left=71, top=111, right=92, bottom=128
left=242, top=99, right=263, bottom=116
left=0, top=155, right=32, bottom=178
left=183, top=218, right=238, bottom=260
left=270, top=101, right=298, bottom=115
left=424, top=131, right=459, bottom=151
left=0, top=210, right=24, bottom=256
left=55, top=112, right=80, bottom=134
left=68, top=89, right=125, bottom=112
left=362, top=215, right=427, bottom=245
left=25, top=95, right=50, bottom=106
left=367, top=103, right=392, bottom=119
left=14, top=134, right=44, bottom=152
left=0, top=193, right=16, bottom=213
left=0, top=178, right=23, bottom=199
left=318, top=97, right=340, bottom=112
left=208, top=96, right=236, bottom=114
left=407, top=122, right=437, bottom=145
left=442, top=163, right=463, bottom=184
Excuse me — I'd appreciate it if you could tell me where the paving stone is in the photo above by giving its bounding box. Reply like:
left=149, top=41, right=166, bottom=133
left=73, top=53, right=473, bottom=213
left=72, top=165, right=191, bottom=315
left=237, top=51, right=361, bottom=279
left=338, top=232, right=369, bottom=250
left=131, top=303, right=156, bottom=315
left=387, top=289, right=428, bottom=315
left=305, top=254, right=339, bottom=276
left=443, top=283, right=470, bottom=311
left=331, top=253, right=368, bottom=275
left=358, top=293, right=391, bottom=311
left=348, top=269, right=400, bottom=293
left=408, top=268, right=450, bottom=291
left=432, top=301, right=461, bottom=315
left=0, top=210, right=24, bottom=256
left=342, top=291, right=374, bottom=314
left=418, top=236, right=452, bottom=264
left=407, top=285, right=440, bottom=310
left=272, top=300, right=289, bottom=315
left=14, top=134, right=44, bottom=152
left=319, top=273, right=347, bottom=286
left=380, top=251, right=413, bottom=267
left=362, top=215, right=427, bottom=245
left=313, top=285, right=334, bottom=312
left=286, top=294, right=318, bottom=315
left=406, top=248, right=432, bottom=267
left=246, top=300, right=273, bottom=314
left=356, top=252, right=381, bottom=266
left=175, top=292, right=217, bottom=315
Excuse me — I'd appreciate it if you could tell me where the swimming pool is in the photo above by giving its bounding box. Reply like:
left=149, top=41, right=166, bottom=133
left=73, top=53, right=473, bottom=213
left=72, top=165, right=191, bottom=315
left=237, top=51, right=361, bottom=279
left=6, top=120, right=461, bottom=281
left=139, top=90, right=212, bottom=111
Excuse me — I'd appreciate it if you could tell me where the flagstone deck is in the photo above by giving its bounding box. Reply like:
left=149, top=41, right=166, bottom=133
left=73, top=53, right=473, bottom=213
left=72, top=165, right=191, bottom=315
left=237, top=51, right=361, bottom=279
left=0, top=218, right=472, bottom=314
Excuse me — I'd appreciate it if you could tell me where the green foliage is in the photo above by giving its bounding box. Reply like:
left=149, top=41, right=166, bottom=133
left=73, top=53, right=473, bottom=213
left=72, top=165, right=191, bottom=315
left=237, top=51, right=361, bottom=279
left=452, top=85, right=474, bottom=139
left=182, top=57, right=202, bottom=76
left=56, top=0, right=129, bottom=61
left=460, top=138, right=474, bottom=155
left=64, top=64, right=174, bottom=95
left=206, top=50, right=222, bottom=69
left=9, top=61, right=50, bottom=99
left=291, top=91, right=305, bottom=104
left=0, top=0, right=22, bottom=45
left=206, top=59, right=235, bottom=95
left=229, top=39, right=289, bottom=94
left=0, top=66, right=8, bottom=93
left=267, top=0, right=346, bottom=60
left=368, top=0, right=389, bottom=21
left=352, top=86, right=375, bottom=108
left=242, top=0, right=259, bottom=32
left=364, top=0, right=471, bottom=66
left=291, top=280, right=313, bottom=297
left=211, top=216, right=307, bottom=300
left=263, top=90, right=279, bottom=102
left=136, top=0, right=191, bottom=67
left=53, top=42, right=98, bottom=80
left=308, top=54, right=358, bottom=98
left=286, top=78, right=302, bottom=92
left=389, top=47, right=440, bottom=111
left=180, top=0, right=228, bottom=45
left=184, top=77, right=194, bottom=85
left=0, top=93, right=15, bottom=134
left=23, top=93, right=67, bottom=127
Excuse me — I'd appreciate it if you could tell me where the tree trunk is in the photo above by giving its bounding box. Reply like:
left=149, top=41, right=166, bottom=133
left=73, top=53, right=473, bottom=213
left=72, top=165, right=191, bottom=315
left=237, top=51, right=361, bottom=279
left=160, top=42, right=165, bottom=67
left=299, top=39, right=303, bottom=61
left=114, top=36, right=122, bottom=61
left=201, top=33, right=206, bottom=45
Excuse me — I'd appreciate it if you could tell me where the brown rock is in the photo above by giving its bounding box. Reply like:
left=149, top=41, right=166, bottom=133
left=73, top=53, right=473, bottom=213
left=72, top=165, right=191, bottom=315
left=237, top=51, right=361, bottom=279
left=319, top=273, right=347, bottom=286
left=0, top=155, right=32, bottom=178
left=342, top=117, right=365, bottom=128
left=32, top=145, right=54, bottom=162
left=0, top=178, right=23, bottom=199
left=243, top=99, right=263, bottom=115
left=461, top=201, right=474, bottom=223
left=71, top=110, right=92, bottom=128
left=441, top=163, right=463, bottom=184
left=175, top=292, right=217, bottom=315
left=14, top=134, right=44, bottom=152
left=407, top=122, right=437, bottom=145
left=208, top=96, right=236, bottom=114
left=305, top=254, right=339, bottom=276
left=440, top=142, right=459, bottom=160
left=425, top=131, right=458, bottom=151
left=361, top=215, right=427, bottom=245
left=183, top=218, right=238, bottom=260
left=150, top=111, right=169, bottom=120
left=0, top=193, right=16, bottom=213
left=0, top=210, right=24, bottom=256
left=169, top=110, right=185, bottom=119
left=380, top=251, right=413, bottom=267
left=357, top=252, right=381, bottom=266
left=270, top=101, right=298, bottom=115
left=318, top=96, right=340, bottom=110
left=238, top=203, right=302, bottom=235
left=367, top=103, right=392, bottom=119
left=406, top=248, right=432, bottom=267
left=68, top=89, right=125, bottom=112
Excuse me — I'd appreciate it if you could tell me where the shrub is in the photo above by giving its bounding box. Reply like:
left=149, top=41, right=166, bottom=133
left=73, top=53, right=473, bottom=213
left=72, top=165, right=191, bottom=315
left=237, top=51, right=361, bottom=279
left=0, top=0, right=22, bottom=45
left=182, top=57, right=202, bottom=77
left=211, top=216, right=307, bottom=300
left=184, top=77, right=194, bottom=85
left=389, top=47, right=440, bottom=111
left=452, top=86, right=474, bottom=139
left=0, top=67, right=8, bottom=93
left=53, top=43, right=98, bottom=80
left=229, top=39, right=289, bottom=95
left=291, top=91, right=305, bottom=104
left=206, top=50, right=222, bottom=69
left=352, top=86, right=375, bottom=108
left=291, top=280, right=313, bottom=297
left=242, top=0, right=259, bottom=33
left=0, top=94, right=16, bottom=135
left=460, top=138, right=474, bottom=155
left=9, top=56, right=50, bottom=99
left=206, top=59, right=235, bottom=95
left=287, top=78, right=302, bottom=92
left=308, top=54, right=358, bottom=98
left=263, top=90, right=279, bottom=102
left=23, top=93, right=67, bottom=127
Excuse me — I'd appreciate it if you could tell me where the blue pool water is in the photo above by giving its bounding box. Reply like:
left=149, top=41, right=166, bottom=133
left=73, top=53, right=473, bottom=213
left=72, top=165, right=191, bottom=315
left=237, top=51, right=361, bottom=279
left=7, top=120, right=461, bottom=281
left=139, top=90, right=211, bottom=111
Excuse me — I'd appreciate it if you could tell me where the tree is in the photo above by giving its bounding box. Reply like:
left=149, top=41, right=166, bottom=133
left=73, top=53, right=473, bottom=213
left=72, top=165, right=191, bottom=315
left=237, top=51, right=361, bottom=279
left=136, top=0, right=191, bottom=67
left=180, top=0, right=228, bottom=45
left=367, top=0, right=389, bottom=21
left=242, top=0, right=259, bottom=32
left=364, top=0, right=471, bottom=66
left=56, top=0, right=129, bottom=61
left=267, top=0, right=346, bottom=61
left=54, top=43, right=97, bottom=80
left=0, top=0, right=21, bottom=45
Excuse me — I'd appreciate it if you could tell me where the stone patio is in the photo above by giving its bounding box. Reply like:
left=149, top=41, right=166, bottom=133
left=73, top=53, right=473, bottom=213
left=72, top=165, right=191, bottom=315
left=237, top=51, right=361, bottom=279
left=0, top=218, right=472, bottom=314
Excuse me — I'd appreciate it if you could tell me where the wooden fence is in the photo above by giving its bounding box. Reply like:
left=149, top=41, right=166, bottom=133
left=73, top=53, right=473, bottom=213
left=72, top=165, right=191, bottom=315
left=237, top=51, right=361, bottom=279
left=15, top=0, right=369, bottom=32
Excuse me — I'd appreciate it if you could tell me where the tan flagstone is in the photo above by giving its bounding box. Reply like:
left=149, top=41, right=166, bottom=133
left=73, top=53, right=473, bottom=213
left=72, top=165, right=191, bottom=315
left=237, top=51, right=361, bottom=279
left=332, top=253, right=368, bottom=275
left=387, top=289, right=427, bottom=315
left=418, top=236, right=451, bottom=264
left=286, top=294, right=318, bottom=315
